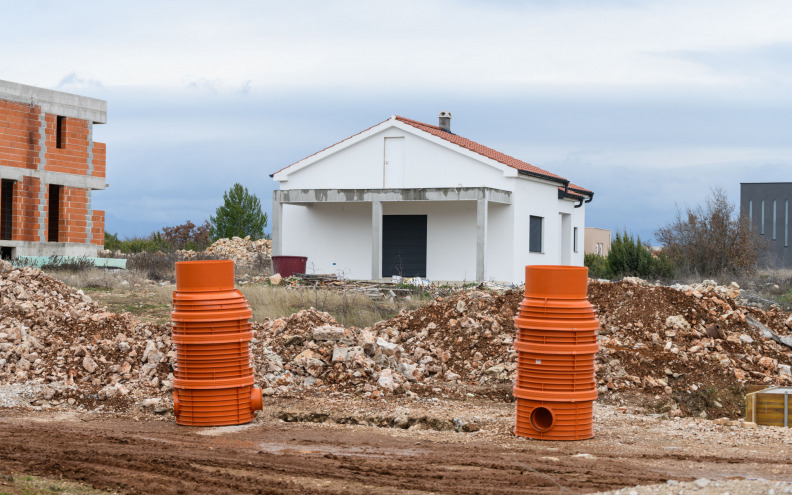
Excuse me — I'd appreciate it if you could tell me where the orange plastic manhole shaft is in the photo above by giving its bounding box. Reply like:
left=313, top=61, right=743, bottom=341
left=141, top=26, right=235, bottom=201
left=172, top=260, right=263, bottom=426
left=514, top=265, right=599, bottom=441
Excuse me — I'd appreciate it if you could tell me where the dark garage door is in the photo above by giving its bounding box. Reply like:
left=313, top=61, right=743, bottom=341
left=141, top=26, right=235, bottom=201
left=382, top=215, right=427, bottom=278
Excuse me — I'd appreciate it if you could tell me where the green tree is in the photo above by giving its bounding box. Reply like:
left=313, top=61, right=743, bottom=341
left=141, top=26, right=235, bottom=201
left=209, top=183, right=268, bottom=241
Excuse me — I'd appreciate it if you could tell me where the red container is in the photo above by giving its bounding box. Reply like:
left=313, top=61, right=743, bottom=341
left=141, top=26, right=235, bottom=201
left=271, top=255, right=307, bottom=278
left=514, top=265, right=599, bottom=441
left=172, top=260, right=263, bottom=427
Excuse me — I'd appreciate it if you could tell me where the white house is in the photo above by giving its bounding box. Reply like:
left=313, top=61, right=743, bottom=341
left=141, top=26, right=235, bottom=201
left=270, top=113, right=593, bottom=284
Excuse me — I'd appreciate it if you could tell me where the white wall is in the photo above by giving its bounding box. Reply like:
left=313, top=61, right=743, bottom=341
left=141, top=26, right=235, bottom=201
left=280, top=202, right=371, bottom=279
left=280, top=127, right=513, bottom=191
left=486, top=202, right=513, bottom=283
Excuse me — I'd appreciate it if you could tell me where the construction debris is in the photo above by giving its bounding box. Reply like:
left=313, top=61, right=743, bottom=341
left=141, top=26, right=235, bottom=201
left=1, top=263, right=791, bottom=419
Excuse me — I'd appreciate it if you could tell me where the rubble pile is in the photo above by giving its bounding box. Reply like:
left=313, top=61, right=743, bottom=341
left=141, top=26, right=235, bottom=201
left=204, top=236, right=271, bottom=267
left=0, top=261, right=173, bottom=411
left=590, top=278, right=792, bottom=416
left=2, top=259, right=792, bottom=419
left=251, top=290, right=522, bottom=396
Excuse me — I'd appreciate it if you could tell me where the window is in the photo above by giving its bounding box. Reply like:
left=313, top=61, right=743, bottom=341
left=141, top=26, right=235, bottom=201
left=573, top=227, right=579, bottom=253
left=749, top=200, right=753, bottom=229
left=761, top=200, right=765, bottom=235
left=56, top=116, right=65, bottom=149
left=48, top=184, right=61, bottom=242
left=529, top=216, right=543, bottom=253
left=0, top=180, right=13, bottom=241
left=773, top=200, right=777, bottom=240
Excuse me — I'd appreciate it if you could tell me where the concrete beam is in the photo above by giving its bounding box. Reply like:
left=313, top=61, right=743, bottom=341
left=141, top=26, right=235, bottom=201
left=274, top=187, right=512, bottom=205
left=0, top=167, right=106, bottom=190
left=0, top=79, right=107, bottom=124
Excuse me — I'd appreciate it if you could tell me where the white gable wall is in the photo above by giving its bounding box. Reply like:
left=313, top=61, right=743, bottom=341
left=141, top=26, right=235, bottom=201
left=281, top=127, right=513, bottom=191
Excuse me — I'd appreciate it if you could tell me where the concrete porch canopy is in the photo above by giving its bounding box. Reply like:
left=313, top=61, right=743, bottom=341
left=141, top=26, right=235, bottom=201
left=272, top=186, right=511, bottom=281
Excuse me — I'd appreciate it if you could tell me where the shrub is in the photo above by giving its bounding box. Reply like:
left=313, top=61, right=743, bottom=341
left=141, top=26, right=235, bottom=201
left=209, top=183, right=268, bottom=241
left=161, top=220, right=211, bottom=250
left=597, top=231, right=674, bottom=280
left=584, top=253, right=609, bottom=279
left=655, top=187, right=765, bottom=277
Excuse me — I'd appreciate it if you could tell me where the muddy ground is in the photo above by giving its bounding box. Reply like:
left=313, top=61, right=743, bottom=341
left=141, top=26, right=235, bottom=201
left=1, top=398, right=791, bottom=495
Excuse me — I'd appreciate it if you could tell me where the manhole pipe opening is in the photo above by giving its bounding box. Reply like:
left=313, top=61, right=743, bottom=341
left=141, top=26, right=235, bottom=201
left=530, top=406, right=555, bottom=432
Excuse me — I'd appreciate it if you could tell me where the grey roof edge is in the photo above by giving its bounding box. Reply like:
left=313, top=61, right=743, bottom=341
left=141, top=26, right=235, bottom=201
left=0, top=79, right=107, bottom=124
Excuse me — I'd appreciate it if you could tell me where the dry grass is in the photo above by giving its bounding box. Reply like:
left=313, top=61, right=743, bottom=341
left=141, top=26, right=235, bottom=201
left=44, top=267, right=431, bottom=328
left=239, top=285, right=432, bottom=327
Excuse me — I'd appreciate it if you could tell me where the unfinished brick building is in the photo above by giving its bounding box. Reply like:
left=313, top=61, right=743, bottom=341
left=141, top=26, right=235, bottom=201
left=0, top=80, right=107, bottom=259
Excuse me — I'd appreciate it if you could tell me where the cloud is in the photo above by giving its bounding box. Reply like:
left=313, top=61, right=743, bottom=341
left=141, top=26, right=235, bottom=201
left=660, top=42, right=792, bottom=84
left=57, top=72, right=103, bottom=89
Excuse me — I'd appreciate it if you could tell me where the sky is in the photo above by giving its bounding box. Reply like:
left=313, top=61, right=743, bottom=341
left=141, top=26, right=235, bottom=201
left=2, top=0, right=792, bottom=243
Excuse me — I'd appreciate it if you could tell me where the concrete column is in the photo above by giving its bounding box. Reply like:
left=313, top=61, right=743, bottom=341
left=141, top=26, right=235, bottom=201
left=272, top=192, right=283, bottom=256
left=371, top=200, right=382, bottom=280
left=476, top=191, right=489, bottom=282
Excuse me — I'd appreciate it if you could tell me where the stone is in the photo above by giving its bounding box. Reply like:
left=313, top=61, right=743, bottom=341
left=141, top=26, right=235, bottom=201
left=312, top=325, right=345, bottom=342
left=142, top=341, right=163, bottom=364
left=331, top=345, right=348, bottom=363
left=456, top=300, right=467, bottom=313
left=739, top=334, right=754, bottom=344
left=269, top=273, right=282, bottom=285
left=82, top=356, right=98, bottom=373
left=665, top=315, right=691, bottom=331
left=694, top=478, right=710, bottom=488
left=377, top=368, right=396, bottom=391
left=742, top=421, right=758, bottom=429
left=376, top=337, right=401, bottom=356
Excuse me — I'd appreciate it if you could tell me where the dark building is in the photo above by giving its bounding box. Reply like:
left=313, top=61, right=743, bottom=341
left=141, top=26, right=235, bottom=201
left=740, top=182, right=791, bottom=267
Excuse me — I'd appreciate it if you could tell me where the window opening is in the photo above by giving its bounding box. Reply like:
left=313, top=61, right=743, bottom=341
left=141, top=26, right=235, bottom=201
left=529, top=216, right=543, bottom=253
left=573, top=227, right=579, bottom=253
left=749, top=200, right=753, bottom=229
left=0, top=180, right=13, bottom=241
left=761, top=200, right=765, bottom=235
left=48, top=184, right=61, bottom=242
left=773, top=200, right=777, bottom=240
left=56, top=116, right=65, bottom=149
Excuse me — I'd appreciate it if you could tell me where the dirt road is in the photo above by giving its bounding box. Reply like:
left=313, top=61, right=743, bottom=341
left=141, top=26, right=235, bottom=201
left=0, top=401, right=791, bottom=494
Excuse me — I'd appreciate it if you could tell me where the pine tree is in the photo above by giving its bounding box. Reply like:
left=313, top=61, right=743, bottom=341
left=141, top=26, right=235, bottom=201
left=209, top=183, right=268, bottom=241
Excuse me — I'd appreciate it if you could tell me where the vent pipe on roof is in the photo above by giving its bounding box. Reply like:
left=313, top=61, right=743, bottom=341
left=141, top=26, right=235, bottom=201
left=438, top=111, right=452, bottom=133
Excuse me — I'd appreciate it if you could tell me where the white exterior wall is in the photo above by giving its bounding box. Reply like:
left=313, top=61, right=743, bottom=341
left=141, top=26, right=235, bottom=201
left=280, top=202, right=372, bottom=278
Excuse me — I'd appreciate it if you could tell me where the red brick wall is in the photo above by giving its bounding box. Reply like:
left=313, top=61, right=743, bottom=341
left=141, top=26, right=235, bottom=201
left=13, top=176, right=41, bottom=241
left=44, top=115, right=90, bottom=175
left=0, top=100, right=41, bottom=170
left=57, top=186, right=88, bottom=243
left=91, top=210, right=104, bottom=246
left=92, top=142, right=106, bottom=179
left=1, top=96, right=107, bottom=248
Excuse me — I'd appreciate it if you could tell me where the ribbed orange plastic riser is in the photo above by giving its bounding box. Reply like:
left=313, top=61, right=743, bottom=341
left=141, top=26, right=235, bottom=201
left=517, top=332, right=597, bottom=341
left=175, top=369, right=253, bottom=378
left=516, top=358, right=596, bottom=368
left=514, top=398, right=594, bottom=441
left=176, top=342, right=250, bottom=351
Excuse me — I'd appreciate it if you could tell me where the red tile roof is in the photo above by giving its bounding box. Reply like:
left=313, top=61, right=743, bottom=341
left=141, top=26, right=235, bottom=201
left=394, top=116, right=572, bottom=183
left=273, top=115, right=592, bottom=198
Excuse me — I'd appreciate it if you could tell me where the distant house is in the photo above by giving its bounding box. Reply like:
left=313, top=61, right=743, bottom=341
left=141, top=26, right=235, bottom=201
left=270, top=113, right=594, bottom=284
left=584, top=228, right=611, bottom=257
left=741, top=182, right=791, bottom=267
left=0, top=80, right=107, bottom=260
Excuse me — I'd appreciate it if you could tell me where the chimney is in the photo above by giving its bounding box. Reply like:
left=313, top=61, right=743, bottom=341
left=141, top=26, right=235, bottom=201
left=438, top=111, right=452, bottom=133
